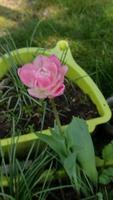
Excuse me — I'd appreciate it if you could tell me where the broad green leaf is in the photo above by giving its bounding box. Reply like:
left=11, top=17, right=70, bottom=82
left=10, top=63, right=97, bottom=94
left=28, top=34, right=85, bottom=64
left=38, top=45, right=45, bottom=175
left=65, top=117, right=98, bottom=184
left=104, top=159, right=113, bottom=166
left=37, top=133, right=67, bottom=160
left=63, top=152, right=79, bottom=190
left=99, top=167, right=113, bottom=185
left=49, top=125, right=59, bottom=136
left=52, top=123, right=61, bottom=135
left=38, top=131, right=80, bottom=191
left=95, top=156, right=104, bottom=167
left=102, top=141, right=113, bottom=163
left=38, top=117, right=98, bottom=190
left=96, top=193, right=103, bottom=200
left=63, top=152, right=76, bottom=179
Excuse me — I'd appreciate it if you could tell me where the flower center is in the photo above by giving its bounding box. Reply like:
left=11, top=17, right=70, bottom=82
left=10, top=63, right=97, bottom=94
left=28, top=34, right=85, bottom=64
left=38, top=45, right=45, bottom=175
left=40, top=67, right=50, bottom=77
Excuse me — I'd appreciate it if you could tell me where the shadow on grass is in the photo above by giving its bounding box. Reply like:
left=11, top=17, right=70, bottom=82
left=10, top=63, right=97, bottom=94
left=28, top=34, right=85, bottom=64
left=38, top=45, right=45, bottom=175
left=0, top=1, right=113, bottom=96
left=0, top=5, right=22, bottom=21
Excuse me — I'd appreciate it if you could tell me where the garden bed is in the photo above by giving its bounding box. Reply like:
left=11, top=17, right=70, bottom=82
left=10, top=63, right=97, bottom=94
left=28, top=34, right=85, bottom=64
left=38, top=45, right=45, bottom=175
left=0, top=74, right=98, bottom=139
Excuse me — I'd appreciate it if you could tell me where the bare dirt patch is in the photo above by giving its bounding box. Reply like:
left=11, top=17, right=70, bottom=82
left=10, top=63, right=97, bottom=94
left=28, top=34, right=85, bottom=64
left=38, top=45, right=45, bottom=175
left=0, top=0, right=23, bottom=10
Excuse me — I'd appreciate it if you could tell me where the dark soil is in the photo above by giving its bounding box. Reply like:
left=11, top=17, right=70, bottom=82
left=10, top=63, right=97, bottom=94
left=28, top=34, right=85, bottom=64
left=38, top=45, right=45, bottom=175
left=31, top=79, right=98, bottom=131
left=0, top=77, right=98, bottom=138
left=47, top=187, right=79, bottom=200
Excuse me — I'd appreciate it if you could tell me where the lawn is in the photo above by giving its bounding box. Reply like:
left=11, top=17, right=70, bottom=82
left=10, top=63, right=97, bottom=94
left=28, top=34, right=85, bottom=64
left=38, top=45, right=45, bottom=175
left=0, top=0, right=113, bottom=97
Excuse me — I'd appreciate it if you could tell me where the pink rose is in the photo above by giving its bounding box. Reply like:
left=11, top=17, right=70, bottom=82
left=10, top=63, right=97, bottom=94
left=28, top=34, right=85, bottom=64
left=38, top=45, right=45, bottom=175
left=18, top=55, right=68, bottom=99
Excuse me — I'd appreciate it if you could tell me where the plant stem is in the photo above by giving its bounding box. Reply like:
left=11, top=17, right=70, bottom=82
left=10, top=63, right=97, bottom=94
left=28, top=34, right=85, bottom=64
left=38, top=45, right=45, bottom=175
left=50, top=99, right=62, bottom=133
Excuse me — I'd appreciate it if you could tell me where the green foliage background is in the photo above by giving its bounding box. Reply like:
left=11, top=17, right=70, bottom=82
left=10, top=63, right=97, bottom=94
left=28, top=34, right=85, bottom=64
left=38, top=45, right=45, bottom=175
left=0, top=0, right=113, bottom=97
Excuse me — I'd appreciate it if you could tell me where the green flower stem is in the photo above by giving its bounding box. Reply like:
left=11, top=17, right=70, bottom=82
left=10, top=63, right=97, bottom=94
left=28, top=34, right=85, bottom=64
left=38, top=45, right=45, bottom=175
left=50, top=99, right=62, bottom=133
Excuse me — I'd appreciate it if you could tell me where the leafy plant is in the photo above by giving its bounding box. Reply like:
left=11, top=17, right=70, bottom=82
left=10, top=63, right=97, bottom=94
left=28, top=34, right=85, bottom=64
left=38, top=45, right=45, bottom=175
left=102, top=141, right=113, bottom=166
left=0, top=119, right=72, bottom=200
left=99, top=167, right=113, bottom=185
left=38, top=117, right=98, bottom=193
left=96, top=141, right=113, bottom=186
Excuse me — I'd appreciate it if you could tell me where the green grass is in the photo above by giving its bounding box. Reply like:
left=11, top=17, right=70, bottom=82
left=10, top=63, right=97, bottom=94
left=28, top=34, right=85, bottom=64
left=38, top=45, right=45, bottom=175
left=0, top=0, right=113, bottom=96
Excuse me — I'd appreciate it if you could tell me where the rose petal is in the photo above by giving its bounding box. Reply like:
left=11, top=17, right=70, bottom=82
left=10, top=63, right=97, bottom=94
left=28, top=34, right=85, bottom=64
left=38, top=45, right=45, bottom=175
left=18, top=54, right=68, bottom=100
left=59, top=65, right=68, bottom=76
left=28, top=88, right=48, bottom=99
left=33, top=55, right=50, bottom=69
left=49, top=55, right=61, bottom=67
left=49, top=84, right=65, bottom=98
left=36, top=75, right=52, bottom=88
left=45, top=63, right=58, bottom=79
left=18, top=64, right=37, bottom=87
left=47, top=77, right=64, bottom=96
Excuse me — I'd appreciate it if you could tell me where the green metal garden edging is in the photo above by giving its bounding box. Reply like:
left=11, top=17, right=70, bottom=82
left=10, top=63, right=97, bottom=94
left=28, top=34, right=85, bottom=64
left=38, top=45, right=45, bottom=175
left=0, top=40, right=111, bottom=186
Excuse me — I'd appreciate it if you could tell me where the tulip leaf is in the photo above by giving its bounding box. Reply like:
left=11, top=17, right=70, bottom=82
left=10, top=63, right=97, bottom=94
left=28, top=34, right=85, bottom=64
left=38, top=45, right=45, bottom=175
left=63, top=152, right=76, bottom=178
left=63, top=152, right=79, bottom=190
left=37, top=132, right=67, bottom=160
left=65, top=117, right=98, bottom=184
left=37, top=116, right=98, bottom=190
